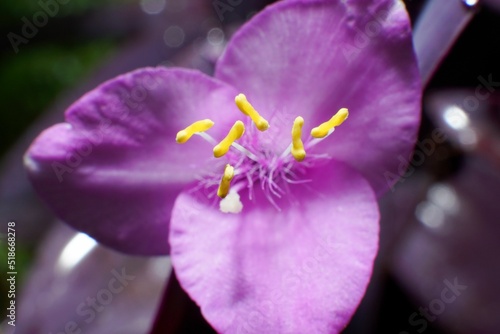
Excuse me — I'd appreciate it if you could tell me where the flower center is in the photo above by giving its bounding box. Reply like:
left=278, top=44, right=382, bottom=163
left=176, top=93, right=348, bottom=213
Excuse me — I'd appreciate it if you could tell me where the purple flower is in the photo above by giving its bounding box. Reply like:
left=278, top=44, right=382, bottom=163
left=24, top=0, right=421, bottom=332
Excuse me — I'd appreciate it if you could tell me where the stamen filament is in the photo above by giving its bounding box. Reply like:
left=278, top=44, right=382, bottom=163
left=305, top=129, right=335, bottom=149
left=213, top=121, right=245, bottom=158
left=291, top=116, right=306, bottom=162
left=176, top=119, right=214, bottom=143
left=235, top=94, right=269, bottom=131
left=196, top=132, right=218, bottom=145
left=311, top=108, right=349, bottom=138
left=279, top=143, right=292, bottom=160
left=217, top=164, right=235, bottom=198
left=231, top=142, right=259, bottom=161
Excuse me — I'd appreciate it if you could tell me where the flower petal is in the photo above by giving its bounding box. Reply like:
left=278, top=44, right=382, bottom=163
left=215, top=0, right=421, bottom=195
left=24, top=67, right=240, bottom=255
left=169, top=161, right=379, bottom=333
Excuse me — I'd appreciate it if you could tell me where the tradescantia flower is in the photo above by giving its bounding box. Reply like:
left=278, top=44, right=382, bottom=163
left=24, top=0, right=421, bottom=332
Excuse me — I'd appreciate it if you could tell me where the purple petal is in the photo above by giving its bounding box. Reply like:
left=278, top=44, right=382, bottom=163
left=24, top=67, right=239, bottom=255
left=215, top=0, right=421, bottom=195
left=169, top=161, right=379, bottom=333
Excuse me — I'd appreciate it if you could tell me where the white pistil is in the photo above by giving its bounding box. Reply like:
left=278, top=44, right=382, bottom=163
left=219, top=189, right=243, bottom=214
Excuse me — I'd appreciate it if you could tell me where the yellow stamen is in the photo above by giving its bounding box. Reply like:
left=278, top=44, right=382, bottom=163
left=310, top=108, right=349, bottom=138
left=213, top=121, right=245, bottom=158
left=217, top=164, right=235, bottom=198
left=176, top=119, right=214, bottom=143
left=235, top=94, right=269, bottom=131
left=291, top=116, right=306, bottom=162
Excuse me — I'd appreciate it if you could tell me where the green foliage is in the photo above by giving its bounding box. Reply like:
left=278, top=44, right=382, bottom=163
left=0, top=41, right=115, bottom=154
left=0, top=0, right=132, bottom=24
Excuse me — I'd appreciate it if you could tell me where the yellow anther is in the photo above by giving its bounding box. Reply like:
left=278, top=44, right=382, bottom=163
left=291, top=116, right=306, bottom=162
left=311, top=108, right=349, bottom=138
left=235, top=94, right=269, bottom=131
left=213, top=121, right=245, bottom=158
left=176, top=119, right=214, bottom=143
left=217, top=164, right=235, bottom=198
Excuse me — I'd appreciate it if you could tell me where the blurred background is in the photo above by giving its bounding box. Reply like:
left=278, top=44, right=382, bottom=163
left=1, top=0, right=500, bottom=333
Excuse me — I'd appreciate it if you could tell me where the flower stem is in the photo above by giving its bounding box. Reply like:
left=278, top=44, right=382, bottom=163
left=148, top=272, right=216, bottom=334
